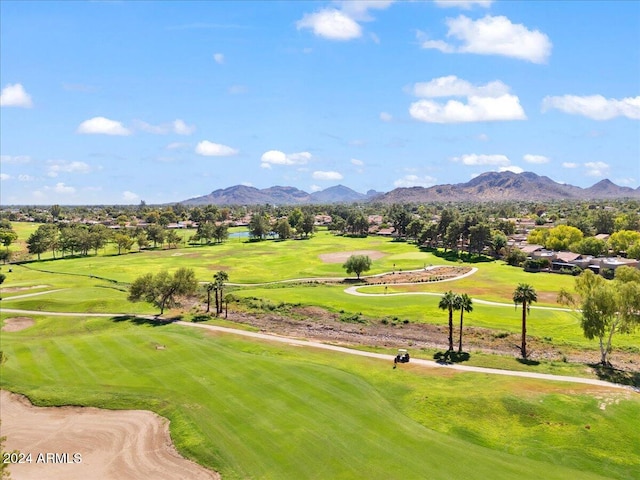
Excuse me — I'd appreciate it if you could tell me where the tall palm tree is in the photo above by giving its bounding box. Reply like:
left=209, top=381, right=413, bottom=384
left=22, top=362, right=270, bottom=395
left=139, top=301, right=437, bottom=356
left=439, top=290, right=458, bottom=352
left=214, top=271, right=229, bottom=315
left=205, top=282, right=215, bottom=313
left=456, top=293, right=473, bottom=353
left=513, top=283, right=537, bottom=359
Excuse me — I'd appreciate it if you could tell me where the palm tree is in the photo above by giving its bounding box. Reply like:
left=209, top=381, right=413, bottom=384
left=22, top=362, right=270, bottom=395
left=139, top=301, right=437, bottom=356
left=213, top=271, right=229, bottom=315
left=455, top=293, right=473, bottom=353
left=513, top=283, right=537, bottom=359
left=205, top=282, right=215, bottom=313
left=439, top=290, right=458, bottom=352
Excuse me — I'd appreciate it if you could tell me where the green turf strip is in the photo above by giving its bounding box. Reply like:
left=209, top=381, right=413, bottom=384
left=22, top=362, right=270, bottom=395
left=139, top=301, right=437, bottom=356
left=2, top=317, right=638, bottom=480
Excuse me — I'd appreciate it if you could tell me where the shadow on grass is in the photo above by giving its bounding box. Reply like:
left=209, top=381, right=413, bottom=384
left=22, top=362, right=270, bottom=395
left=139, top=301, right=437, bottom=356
left=419, top=247, right=494, bottom=264
left=111, top=315, right=176, bottom=326
left=192, top=313, right=214, bottom=323
left=434, top=351, right=471, bottom=364
left=517, top=358, right=541, bottom=366
left=589, top=364, right=640, bottom=388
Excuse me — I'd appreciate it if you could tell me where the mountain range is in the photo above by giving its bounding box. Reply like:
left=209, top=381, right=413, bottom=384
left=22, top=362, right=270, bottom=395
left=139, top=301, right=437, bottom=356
left=181, top=171, right=640, bottom=205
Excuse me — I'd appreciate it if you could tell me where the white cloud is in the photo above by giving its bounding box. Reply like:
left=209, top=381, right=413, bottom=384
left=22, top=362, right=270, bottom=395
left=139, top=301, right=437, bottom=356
left=452, top=154, right=510, bottom=166
left=542, top=95, right=640, bottom=120
left=420, top=15, right=552, bottom=64
left=260, top=150, right=311, bottom=168
left=0, top=83, right=33, bottom=107
left=380, top=112, right=393, bottom=122
left=499, top=165, right=524, bottom=174
left=410, top=94, right=526, bottom=123
left=18, top=174, right=34, bottom=181
left=412, top=76, right=510, bottom=98
left=122, top=191, right=139, bottom=202
left=419, top=39, right=455, bottom=53
left=313, top=170, right=344, bottom=180
left=0, top=173, right=11, bottom=181
left=562, top=162, right=578, bottom=168
left=310, top=184, right=323, bottom=192
left=523, top=154, right=549, bottom=164
left=173, top=119, right=195, bottom=135
left=434, top=0, right=493, bottom=8
left=213, top=53, right=225, bottom=64
left=297, top=2, right=395, bottom=41
left=53, top=182, right=76, bottom=194
left=47, top=160, right=91, bottom=177
left=297, top=9, right=361, bottom=40
left=585, top=161, right=610, bottom=177
left=0, top=155, right=31, bottom=164
left=77, top=116, right=131, bottom=136
left=241, top=181, right=253, bottom=187
left=476, top=133, right=489, bottom=141
left=351, top=158, right=364, bottom=166
left=195, top=140, right=238, bottom=157
left=394, top=174, right=437, bottom=188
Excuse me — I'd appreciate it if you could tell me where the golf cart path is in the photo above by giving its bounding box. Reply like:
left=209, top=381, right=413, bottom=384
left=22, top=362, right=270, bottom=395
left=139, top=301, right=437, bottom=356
left=1, top=304, right=630, bottom=391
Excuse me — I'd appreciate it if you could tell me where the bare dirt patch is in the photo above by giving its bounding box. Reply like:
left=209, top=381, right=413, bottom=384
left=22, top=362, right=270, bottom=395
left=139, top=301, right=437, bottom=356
left=0, top=390, right=219, bottom=480
left=2, top=317, right=35, bottom=332
left=319, top=250, right=386, bottom=264
left=0, top=284, right=49, bottom=293
left=364, top=266, right=472, bottom=284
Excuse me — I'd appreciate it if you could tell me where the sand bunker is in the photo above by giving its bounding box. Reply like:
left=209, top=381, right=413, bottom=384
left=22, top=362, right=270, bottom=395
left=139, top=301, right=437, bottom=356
left=319, top=250, right=386, bottom=264
left=1, top=317, right=35, bottom=332
left=0, top=391, right=219, bottom=480
left=0, top=285, right=49, bottom=293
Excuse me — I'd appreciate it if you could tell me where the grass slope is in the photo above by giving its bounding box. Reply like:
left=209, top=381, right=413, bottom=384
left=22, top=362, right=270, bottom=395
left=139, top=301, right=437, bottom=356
left=1, top=316, right=638, bottom=480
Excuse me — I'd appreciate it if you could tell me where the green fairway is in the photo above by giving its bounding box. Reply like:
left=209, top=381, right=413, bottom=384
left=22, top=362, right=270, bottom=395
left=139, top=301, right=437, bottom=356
left=1, top=316, right=638, bottom=480
left=14, top=229, right=434, bottom=283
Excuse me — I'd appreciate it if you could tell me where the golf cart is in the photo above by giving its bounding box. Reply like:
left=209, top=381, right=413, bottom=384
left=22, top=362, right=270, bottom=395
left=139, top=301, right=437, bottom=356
left=394, top=349, right=410, bottom=367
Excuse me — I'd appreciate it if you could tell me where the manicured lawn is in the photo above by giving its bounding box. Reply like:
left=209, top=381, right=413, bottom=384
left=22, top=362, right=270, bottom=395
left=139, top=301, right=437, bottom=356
left=14, top=230, right=433, bottom=283
left=1, top=316, right=637, bottom=480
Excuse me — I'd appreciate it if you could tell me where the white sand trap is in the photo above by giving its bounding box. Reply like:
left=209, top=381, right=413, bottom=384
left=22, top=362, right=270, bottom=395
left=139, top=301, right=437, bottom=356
left=0, top=285, right=49, bottom=293
left=0, top=391, right=219, bottom=480
left=319, top=250, right=386, bottom=264
left=1, top=317, right=35, bottom=332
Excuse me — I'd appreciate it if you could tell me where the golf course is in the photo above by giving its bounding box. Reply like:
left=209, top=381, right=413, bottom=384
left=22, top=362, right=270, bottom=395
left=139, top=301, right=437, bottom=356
left=1, top=226, right=639, bottom=479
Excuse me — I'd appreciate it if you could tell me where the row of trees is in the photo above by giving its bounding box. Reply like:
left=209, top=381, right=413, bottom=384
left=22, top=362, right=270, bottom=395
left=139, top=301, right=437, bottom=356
left=26, top=223, right=186, bottom=259
left=528, top=225, right=640, bottom=259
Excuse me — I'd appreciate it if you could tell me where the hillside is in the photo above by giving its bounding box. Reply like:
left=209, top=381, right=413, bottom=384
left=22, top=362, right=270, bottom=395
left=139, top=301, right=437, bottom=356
left=181, top=171, right=640, bottom=205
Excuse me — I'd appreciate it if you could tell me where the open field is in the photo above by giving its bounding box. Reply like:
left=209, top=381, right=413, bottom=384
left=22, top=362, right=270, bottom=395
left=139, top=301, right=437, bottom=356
left=3, top=226, right=639, bottom=360
left=1, top=316, right=638, bottom=480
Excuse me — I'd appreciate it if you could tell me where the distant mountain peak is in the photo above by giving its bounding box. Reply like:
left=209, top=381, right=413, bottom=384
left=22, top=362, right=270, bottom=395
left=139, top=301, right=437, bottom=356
left=180, top=171, right=640, bottom=205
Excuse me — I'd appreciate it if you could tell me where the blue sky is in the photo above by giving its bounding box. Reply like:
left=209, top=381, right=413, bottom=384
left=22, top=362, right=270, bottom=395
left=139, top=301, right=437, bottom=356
left=1, top=0, right=639, bottom=205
